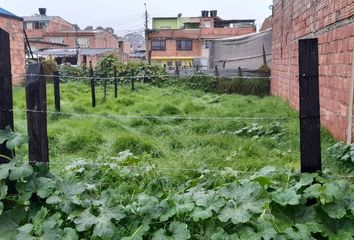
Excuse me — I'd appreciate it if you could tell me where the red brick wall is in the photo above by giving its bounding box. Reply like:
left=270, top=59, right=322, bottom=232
left=0, top=17, right=25, bottom=85
left=43, top=30, right=119, bottom=49
left=271, top=0, right=354, bottom=141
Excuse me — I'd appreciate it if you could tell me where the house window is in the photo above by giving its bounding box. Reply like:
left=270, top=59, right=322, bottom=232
left=204, top=20, right=211, bottom=28
left=204, top=41, right=211, bottom=49
left=33, top=21, right=47, bottom=29
left=51, top=37, right=64, bottom=44
left=151, top=40, right=166, bottom=50
left=176, top=40, right=192, bottom=50
left=25, top=22, right=33, bottom=30
left=77, top=37, right=89, bottom=48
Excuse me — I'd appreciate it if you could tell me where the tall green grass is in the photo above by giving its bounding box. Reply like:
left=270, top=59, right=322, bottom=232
left=11, top=81, right=342, bottom=177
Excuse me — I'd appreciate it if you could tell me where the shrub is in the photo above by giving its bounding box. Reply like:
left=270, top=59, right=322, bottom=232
left=59, top=64, right=88, bottom=82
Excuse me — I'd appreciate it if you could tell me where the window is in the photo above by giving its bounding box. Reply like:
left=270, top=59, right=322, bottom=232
left=204, top=20, right=211, bottom=28
left=204, top=41, right=211, bottom=49
left=25, top=22, right=33, bottom=30
left=33, top=21, right=47, bottom=29
left=151, top=40, right=166, bottom=51
left=77, top=37, right=89, bottom=48
left=176, top=40, right=192, bottom=50
left=51, top=37, right=64, bottom=44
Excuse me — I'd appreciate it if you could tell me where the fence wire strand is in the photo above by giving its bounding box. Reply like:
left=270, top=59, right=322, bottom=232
left=24, top=160, right=354, bottom=179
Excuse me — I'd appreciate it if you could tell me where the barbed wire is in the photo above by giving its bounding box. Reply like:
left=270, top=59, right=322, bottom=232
left=24, top=160, right=354, bottom=179
left=20, top=73, right=272, bottom=81
left=7, top=108, right=348, bottom=121
left=11, top=109, right=297, bottom=122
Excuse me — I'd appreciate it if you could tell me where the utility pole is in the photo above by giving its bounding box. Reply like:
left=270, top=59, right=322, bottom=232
left=144, top=3, right=152, bottom=65
left=144, top=3, right=148, bottom=30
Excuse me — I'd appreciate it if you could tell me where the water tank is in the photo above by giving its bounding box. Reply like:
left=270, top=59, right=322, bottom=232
left=210, top=10, right=218, bottom=18
left=201, top=10, right=209, bottom=17
left=39, top=8, right=47, bottom=16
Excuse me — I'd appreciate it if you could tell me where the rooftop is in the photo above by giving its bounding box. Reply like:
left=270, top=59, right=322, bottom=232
left=34, top=48, right=116, bottom=57
left=0, top=7, right=22, bottom=21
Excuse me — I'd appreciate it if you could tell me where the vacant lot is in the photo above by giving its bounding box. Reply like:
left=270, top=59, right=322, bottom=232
left=12, top=81, right=338, bottom=176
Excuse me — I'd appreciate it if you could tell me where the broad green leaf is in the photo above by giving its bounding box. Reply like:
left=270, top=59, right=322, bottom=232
left=62, top=228, right=79, bottom=240
left=322, top=202, right=347, bottom=219
left=271, top=188, right=301, bottom=206
left=15, top=224, right=34, bottom=240
left=33, top=207, right=48, bottom=236
left=9, top=164, right=33, bottom=181
left=152, top=221, right=191, bottom=240
left=6, top=133, right=28, bottom=151
left=0, top=161, right=16, bottom=180
left=303, top=184, right=321, bottom=199
left=283, top=224, right=319, bottom=240
left=294, top=174, right=317, bottom=190
left=0, top=201, right=3, bottom=215
left=36, top=177, right=56, bottom=198
left=219, top=201, right=253, bottom=224
left=74, top=209, right=97, bottom=232
left=0, top=127, right=13, bottom=145
left=159, top=200, right=176, bottom=221
left=92, top=218, right=115, bottom=239
left=210, top=227, right=231, bottom=240
left=191, top=190, right=225, bottom=221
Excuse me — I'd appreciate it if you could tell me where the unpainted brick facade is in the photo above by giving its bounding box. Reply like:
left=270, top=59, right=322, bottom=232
left=271, top=0, right=354, bottom=142
left=43, top=30, right=119, bottom=49
left=0, top=16, right=25, bottom=85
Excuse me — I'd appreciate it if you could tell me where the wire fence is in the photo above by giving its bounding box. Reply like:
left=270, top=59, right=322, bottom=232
left=5, top=72, right=353, bottom=181
left=25, top=160, right=354, bottom=179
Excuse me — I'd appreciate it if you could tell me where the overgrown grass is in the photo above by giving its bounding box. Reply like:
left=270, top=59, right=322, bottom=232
left=12, top=81, right=343, bottom=178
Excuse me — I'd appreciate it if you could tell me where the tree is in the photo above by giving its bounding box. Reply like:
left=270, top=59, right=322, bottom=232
left=73, top=24, right=81, bottom=30
left=106, top=27, right=114, bottom=34
left=84, top=26, right=94, bottom=31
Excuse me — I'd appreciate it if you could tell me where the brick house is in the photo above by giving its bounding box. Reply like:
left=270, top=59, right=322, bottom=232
left=23, top=8, right=125, bottom=66
left=271, top=0, right=354, bottom=142
left=0, top=7, right=25, bottom=85
left=146, top=10, right=256, bottom=69
left=24, top=9, right=119, bottom=50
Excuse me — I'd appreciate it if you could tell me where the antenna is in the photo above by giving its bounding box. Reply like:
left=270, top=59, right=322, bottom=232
left=144, top=3, right=148, bottom=30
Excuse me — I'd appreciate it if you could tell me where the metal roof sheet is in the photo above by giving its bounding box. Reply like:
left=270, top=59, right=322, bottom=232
left=34, top=48, right=116, bottom=57
left=0, top=7, right=22, bottom=21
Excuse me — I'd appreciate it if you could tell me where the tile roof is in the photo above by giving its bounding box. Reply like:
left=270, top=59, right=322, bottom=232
left=0, top=7, right=22, bottom=21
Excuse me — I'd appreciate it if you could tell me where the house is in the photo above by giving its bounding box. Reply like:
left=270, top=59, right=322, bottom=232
left=23, top=8, right=125, bottom=65
left=24, top=8, right=120, bottom=51
left=209, top=28, right=272, bottom=71
left=0, top=7, right=25, bottom=85
left=271, top=0, right=354, bottom=142
left=146, top=10, right=256, bottom=69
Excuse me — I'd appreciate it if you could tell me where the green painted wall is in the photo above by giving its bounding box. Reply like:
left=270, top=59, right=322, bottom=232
left=152, top=18, right=178, bottom=29
left=152, top=17, right=194, bottom=29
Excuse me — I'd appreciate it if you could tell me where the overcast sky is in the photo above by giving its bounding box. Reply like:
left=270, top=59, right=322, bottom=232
left=1, top=0, right=273, bottom=36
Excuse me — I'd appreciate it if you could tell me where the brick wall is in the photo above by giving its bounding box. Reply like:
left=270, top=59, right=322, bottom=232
left=271, top=0, right=354, bottom=142
left=0, top=17, right=25, bottom=85
left=43, top=30, right=119, bottom=49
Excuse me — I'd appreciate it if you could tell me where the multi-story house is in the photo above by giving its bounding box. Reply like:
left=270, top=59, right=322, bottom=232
left=23, top=8, right=127, bottom=65
left=0, top=7, right=25, bottom=85
left=24, top=8, right=120, bottom=50
left=146, top=10, right=256, bottom=69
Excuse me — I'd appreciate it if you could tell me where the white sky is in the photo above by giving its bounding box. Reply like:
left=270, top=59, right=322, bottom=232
left=1, top=0, right=273, bottom=36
